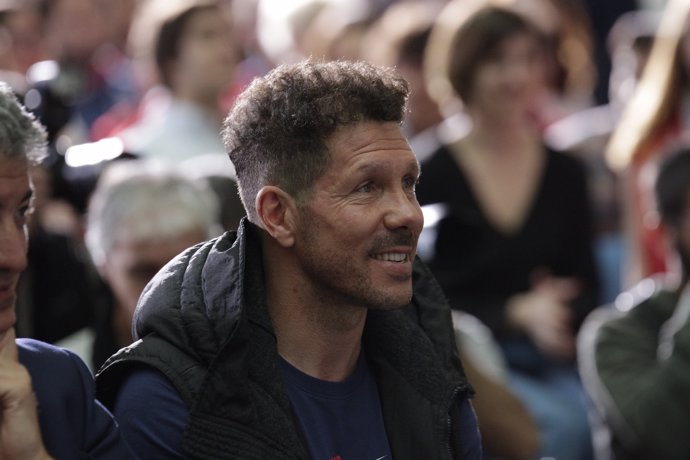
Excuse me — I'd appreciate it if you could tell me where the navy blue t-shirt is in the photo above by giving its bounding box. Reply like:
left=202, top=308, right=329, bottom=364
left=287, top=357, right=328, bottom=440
left=114, top=360, right=482, bottom=459
left=279, top=353, right=392, bottom=460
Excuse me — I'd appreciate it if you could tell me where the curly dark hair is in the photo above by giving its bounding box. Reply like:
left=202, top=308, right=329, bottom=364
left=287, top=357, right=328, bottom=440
left=222, top=60, right=409, bottom=223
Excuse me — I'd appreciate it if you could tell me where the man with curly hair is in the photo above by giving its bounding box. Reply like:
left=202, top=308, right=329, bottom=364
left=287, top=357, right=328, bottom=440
left=97, top=60, right=482, bottom=459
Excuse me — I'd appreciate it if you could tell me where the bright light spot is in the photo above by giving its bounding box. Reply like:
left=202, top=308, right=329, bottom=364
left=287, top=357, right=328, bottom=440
left=65, top=138, right=124, bottom=167
left=615, top=292, right=634, bottom=312
left=422, top=203, right=448, bottom=228
left=27, top=60, right=59, bottom=83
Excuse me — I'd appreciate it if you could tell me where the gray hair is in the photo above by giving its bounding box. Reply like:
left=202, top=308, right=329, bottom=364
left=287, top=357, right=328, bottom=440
left=0, top=82, right=47, bottom=163
left=85, top=159, right=221, bottom=267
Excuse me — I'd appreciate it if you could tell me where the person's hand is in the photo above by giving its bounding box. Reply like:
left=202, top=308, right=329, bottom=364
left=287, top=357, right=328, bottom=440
left=506, top=274, right=579, bottom=360
left=0, top=329, right=53, bottom=460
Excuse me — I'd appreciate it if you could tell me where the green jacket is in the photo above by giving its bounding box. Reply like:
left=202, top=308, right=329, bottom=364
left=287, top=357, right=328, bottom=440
left=579, top=278, right=690, bottom=459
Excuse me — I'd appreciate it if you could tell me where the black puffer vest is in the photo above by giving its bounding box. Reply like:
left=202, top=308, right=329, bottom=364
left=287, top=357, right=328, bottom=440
left=96, top=219, right=473, bottom=459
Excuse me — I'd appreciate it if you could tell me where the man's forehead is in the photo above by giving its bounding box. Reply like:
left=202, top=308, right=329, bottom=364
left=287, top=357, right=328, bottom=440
left=0, top=154, right=29, bottom=171
left=328, top=121, right=407, bottom=149
left=0, top=156, right=31, bottom=204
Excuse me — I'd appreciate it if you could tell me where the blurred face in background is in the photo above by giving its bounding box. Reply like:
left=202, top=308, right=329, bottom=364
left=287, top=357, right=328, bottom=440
left=44, top=0, right=109, bottom=64
left=0, top=2, right=51, bottom=74
left=170, top=6, right=238, bottom=101
left=103, top=228, right=206, bottom=320
left=466, top=29, right=547, bottom=122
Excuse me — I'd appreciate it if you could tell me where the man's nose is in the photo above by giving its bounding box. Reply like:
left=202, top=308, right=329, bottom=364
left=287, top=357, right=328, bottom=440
left=384, top=189, right=424, bottom=235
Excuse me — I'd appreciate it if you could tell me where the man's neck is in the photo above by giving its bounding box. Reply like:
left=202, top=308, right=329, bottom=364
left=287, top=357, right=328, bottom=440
left=272, top=308, right=365, bottom=382
left=262, top=235, right=366, bottom=382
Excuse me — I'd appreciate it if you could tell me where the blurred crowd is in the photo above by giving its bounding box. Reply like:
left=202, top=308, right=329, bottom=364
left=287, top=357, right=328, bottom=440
left=2, top=0, right=689, bottom=458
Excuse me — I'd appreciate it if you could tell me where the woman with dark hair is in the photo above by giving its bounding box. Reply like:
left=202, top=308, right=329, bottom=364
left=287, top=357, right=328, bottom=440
left=418, top=2, right=600, bottom=459
left=117, top=0, right=238, bottom=161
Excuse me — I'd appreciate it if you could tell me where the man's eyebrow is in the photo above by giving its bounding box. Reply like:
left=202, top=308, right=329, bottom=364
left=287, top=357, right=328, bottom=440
left=0, top=189, right=33, bottom=212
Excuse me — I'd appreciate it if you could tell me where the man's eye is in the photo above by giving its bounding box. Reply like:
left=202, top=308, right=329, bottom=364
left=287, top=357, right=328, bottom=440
left=403, top=176, right=418, bottom=190
left=356, top=182, right=375, bottom=193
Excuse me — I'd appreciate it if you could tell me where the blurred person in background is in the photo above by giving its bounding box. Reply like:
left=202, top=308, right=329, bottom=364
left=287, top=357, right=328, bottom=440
left=607, top=0, right=690, bottom=286
left=544, top=9, right=662, bottom=304
left=26, top=0, right=138, bottom=145
left=578, top=148, right=690, bottom=460
left=531, top=0, right=599, bottom=119
left=475, top=0, right=599, bottom=126
left=582, top=0, right=639, bottom=105
left=15, top=0, right=141, bottom=227
left=179, top=153, right=246, bottom=232
left=114, top=0, right=239, bottom=161
left=361, top=1, right=451, bottom=163
left=419, top=2, right=599, bottom=459
left=82, top=159, right=221, bottom=370
left=0, top=0, right=51, bottom=94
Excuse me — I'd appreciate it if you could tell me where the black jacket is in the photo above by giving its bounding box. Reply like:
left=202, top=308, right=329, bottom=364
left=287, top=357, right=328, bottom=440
left=97, top=220, right=474, bottom=459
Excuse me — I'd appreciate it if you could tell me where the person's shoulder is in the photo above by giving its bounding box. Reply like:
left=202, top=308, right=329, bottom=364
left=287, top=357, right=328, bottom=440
left=17, top=338, right=84, bottom=371
left=17, top=340, right=131, bottom=459
left=592, top=279, right=677, bottom=343
left=112, top=365, right=189, bottom=458
left=116, top=365, right=188, bottom=413
left=17, top=338, right=92, bottom=397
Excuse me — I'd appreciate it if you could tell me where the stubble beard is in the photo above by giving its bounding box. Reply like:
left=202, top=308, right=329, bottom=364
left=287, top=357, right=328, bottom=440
left=295, top=213, right=413, bottom=320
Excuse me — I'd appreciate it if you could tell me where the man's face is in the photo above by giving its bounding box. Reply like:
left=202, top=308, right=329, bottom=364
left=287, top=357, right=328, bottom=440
left=103, top=229, right=206, bottom=319
left=292, top=121, right=423, bottom=310
left=0, top=156, right=31, bottom=339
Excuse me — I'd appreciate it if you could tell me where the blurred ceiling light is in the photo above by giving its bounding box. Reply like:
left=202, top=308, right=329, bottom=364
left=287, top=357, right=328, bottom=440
left=65, top=137, right=125, bottom=167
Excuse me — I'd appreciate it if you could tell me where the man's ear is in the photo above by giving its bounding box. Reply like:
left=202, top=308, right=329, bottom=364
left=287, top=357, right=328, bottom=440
left=255, top=185, right=297, bottom=247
